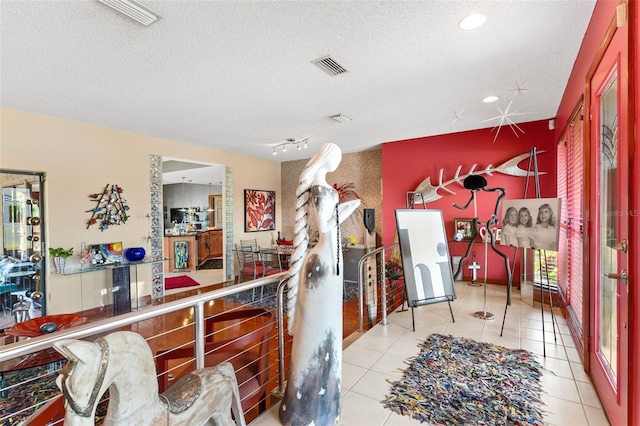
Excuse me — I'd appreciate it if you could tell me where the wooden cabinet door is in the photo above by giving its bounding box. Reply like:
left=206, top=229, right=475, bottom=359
left=197, top=233, right=208, bottom=265
left=210, top=230, right=223, bottom=258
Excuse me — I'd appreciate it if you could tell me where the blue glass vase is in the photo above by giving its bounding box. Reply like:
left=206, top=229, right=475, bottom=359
left=125, top=247, right=146, bottom=262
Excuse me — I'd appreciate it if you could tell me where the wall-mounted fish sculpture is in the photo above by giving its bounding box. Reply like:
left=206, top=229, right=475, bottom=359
left=412, top=151, right=546, bottom=203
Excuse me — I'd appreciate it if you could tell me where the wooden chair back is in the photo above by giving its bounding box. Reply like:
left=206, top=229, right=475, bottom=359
left=21, top=394, right=65, bottom=426
left=155, top=308, right=275, bottom=414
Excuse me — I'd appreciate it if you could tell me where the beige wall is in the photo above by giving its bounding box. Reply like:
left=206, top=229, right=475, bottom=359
left=280, top=149, right=382, bottom=246
left=0, top=108, right=281, bottom=314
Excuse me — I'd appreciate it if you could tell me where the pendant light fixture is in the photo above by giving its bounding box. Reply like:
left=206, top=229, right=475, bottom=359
left=178, top=177, right=187, bottom=212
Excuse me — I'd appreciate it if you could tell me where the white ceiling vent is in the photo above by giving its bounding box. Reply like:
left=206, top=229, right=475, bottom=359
left=311, top=55, right=349, bottom=76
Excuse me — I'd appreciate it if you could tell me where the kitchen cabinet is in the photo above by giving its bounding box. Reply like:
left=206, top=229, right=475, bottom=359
left=197, top=232, right=209, bottom=265
left=196, top=229, right=223, bottom=265
left=210, top=229, right=223, bottom=257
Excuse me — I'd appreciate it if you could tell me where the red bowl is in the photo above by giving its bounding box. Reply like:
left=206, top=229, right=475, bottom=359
left=5, top=314, right=88, bottom=337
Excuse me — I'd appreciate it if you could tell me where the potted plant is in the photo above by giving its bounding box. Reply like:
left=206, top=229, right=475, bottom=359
left=49, top=247, right=73, bottom=273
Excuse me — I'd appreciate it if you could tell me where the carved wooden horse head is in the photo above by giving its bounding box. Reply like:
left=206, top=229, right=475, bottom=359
left=54, top=331, right=245, bottom=426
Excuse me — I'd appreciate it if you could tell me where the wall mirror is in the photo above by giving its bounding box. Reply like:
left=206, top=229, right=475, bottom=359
left=0, top=169, right=46, bottom=331
left=161, top=157, right=227, bottom=276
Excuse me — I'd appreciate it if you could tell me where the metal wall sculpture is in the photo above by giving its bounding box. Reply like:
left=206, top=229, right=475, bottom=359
left=412, top=151, right=546, bottom=204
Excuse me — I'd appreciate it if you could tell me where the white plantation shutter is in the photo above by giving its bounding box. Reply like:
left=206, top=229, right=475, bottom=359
left=557, top=137, right=569, bottom=300
left=566, top=108, right=585, bottom=335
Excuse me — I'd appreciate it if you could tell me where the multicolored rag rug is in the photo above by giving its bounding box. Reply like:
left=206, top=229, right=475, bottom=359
left=382, top=334, right=544, bottom=425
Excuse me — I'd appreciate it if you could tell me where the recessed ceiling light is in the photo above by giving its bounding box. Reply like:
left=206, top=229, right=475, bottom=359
left=459, top=13, right=487, bottom=30
left=482, top=95, right=499, bottom=103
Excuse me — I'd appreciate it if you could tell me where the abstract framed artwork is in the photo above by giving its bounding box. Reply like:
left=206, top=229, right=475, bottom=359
left=244, top=189, right=276, bottom=232
left=88, top=242, right=124, bottom=266
left=174, top=240, right=189, bottom=269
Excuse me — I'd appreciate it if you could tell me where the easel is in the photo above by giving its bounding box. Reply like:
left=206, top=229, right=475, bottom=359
left=500, top=147, right=559, bottom=356
left=394, top=191, right=427, bottom=313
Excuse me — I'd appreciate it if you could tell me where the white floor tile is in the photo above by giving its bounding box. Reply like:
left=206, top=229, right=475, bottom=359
left=250, top=282, right=610, bottom=426
left=342, top=344, right=384, bottom=369
left=341, top=362, right=368, bottom=390
left=584, top=405, right=611, bottom=426
left=565, top=346, right=583, bottom=363
left=538, top=356, right=574, bottom=380
left=383, top=411, right=422, bottom=425
left=351, top=369, right=401, bottom=401
left=570, top=361, right=592, bottom=383
left=382, top=333, right=424, bottom=359
left=369, top=352, right=409, bottom=376
left=576, top=380, right=604, bottom=409
left=353, top=332, right=401, bottom=353
left=561, top=332, right=578, bottom=348
left=479, top=332, right=520, bottom=349
left=521, top=337, right=568, bottom=360
left=338, top=391, right=391, bottom=426
left=540, top=369, right=582, bottom=403
left=543, top=394, right=589, bottom=425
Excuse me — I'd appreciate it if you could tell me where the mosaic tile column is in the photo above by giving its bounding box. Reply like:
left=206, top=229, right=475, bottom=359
left=225, top=165, right=234, bottom=281
left=149, top=154, right=165, bottom=299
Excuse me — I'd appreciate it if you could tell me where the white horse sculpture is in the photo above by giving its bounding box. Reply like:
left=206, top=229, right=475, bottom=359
left=54, top=331, right=246, bottom=426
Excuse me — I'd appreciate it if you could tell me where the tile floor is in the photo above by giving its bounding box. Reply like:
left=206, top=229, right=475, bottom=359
left=252, top=281, right=611, bottom=426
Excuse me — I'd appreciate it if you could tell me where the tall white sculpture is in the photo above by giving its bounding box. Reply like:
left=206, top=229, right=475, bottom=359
left=279, top=143, right=360, bottom=426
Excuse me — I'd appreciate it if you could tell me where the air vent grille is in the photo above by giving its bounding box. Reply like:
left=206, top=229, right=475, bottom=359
left=311, top=56, right=348, bottom=76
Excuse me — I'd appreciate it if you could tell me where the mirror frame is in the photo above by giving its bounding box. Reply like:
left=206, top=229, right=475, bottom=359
left=149, top=155, right=234, bottom=299
left=0, top=168, right=47, bottom=328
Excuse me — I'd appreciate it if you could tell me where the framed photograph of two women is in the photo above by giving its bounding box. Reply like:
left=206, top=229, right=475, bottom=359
left=500, top=198, right=561, bottom=251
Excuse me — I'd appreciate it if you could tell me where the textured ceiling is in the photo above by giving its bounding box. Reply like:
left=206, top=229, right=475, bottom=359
left=1, top=0, right=596, bottom=169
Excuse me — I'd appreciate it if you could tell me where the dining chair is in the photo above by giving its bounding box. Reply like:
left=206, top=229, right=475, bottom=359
left=258, top=248, right=282, bottom=274
left=239, top=239, right=259, bottom=252
left=155, top=308, right=275, bottom=414
left=275, top=239, right=293, bottom=270
left=236, top=244, right=261, bottom=281
left=235, top=243, right=265, bottom=300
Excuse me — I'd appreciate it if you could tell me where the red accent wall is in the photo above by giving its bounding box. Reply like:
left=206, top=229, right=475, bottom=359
left=382, top=120, right=556, bottom=284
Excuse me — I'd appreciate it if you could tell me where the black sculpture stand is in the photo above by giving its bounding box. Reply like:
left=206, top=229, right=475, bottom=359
left=453, top=175, right=512, bottom=325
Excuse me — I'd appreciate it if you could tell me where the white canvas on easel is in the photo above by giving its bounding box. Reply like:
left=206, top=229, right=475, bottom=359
left=395, top=209, right=456, bottom=312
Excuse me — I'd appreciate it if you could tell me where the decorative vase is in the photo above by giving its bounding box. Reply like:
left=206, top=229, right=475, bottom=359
left=78, top=242, right=91, bottom=267
left=125, top=247, right=146, bottom=262
left=54, top=256, right=66, bottom=274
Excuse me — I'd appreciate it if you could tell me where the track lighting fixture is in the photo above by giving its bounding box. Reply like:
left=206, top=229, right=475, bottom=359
left=271, top=138, right=309, bottom=156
